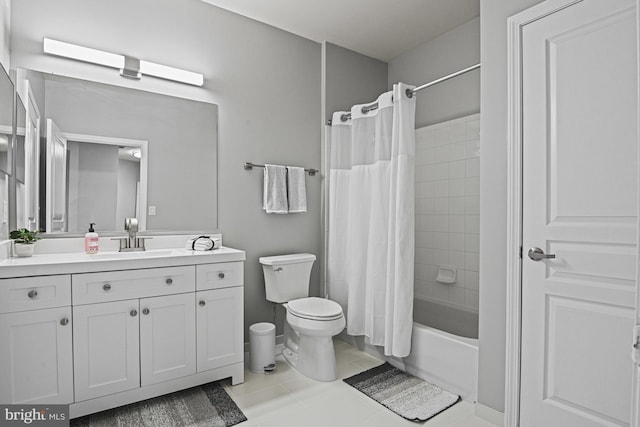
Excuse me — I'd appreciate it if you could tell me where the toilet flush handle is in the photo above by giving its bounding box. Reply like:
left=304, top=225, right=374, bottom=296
left=274, top=267, right=283, bottom=272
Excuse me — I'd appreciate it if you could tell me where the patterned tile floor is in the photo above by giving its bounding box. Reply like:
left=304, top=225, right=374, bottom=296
left=223, top=339, right=498, bottom=427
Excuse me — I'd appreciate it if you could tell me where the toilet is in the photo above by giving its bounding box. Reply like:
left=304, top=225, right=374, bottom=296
left=259, top=253, right=345, bottom=382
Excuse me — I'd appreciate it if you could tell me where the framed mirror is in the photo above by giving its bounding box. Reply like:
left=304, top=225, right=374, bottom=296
left=0, top=65, right=12, bottom=175
left=14, top=69, right=218, bottom=235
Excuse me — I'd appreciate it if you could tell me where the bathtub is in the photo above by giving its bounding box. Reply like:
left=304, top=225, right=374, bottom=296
left=356, top=298, right=479, bottom=402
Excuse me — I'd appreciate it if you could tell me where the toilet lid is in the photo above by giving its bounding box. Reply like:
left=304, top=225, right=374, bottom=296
left=287, top=297, right=343, bottom=321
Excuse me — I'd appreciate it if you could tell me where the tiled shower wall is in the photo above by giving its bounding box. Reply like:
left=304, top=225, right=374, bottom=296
left=415, top=113, right=480, bottom=311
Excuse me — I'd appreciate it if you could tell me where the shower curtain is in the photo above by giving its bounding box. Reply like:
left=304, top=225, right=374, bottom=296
left=327, top=83, right=416, bottom=357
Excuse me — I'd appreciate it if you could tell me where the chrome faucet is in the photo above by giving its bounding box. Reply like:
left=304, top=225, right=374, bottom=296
left=112, top=218, right=151, bottom=252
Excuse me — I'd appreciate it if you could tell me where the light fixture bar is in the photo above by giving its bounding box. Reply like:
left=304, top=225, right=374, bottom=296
left=42, top=38, right=204, bottom=87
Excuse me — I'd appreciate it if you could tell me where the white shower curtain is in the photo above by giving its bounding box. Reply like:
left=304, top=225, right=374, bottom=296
left=327, top=83, right=416, bottom=357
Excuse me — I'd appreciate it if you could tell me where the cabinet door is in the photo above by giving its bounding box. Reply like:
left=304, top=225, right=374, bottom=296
left=0, top=307, right=73, bottom=404
left=73, top=299, right=140, bottom=401
left=196, top=287, right=244, bottom=372
left=140, top=293, right=196, bottom=386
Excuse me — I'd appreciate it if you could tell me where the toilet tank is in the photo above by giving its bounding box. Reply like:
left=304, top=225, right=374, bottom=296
left=259, top=253, right=316, bottom=303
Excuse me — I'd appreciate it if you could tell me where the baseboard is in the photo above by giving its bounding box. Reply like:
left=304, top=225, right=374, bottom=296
left=474, top=403, right=504, bottom=426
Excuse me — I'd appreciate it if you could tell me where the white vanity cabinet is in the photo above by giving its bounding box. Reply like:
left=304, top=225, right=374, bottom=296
left=0, top=275, right=74, bottom=404
left=0, top=247, right=245, bottom=418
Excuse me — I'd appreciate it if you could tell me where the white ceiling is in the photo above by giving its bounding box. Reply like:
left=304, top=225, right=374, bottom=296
left=201, top=0, right=480, bottom=62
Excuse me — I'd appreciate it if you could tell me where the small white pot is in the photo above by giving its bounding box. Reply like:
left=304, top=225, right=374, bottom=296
left=14, top=243, right=35, bottom=257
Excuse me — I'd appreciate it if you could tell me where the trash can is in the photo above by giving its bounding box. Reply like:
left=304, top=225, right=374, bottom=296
left=249, top=322, right=276, bottom=374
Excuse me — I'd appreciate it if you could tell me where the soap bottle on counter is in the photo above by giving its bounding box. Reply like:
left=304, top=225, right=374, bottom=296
left=85, top=223, right=99, bottom=254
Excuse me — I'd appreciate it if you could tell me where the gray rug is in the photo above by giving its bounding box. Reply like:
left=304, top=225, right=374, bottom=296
left=70, top=382, right=247, bottom=427
left=344, top=363, right=460, bottom=422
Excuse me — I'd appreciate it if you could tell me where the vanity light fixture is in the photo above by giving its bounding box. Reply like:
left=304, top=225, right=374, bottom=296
left=43, top=38, right=204, bottom=87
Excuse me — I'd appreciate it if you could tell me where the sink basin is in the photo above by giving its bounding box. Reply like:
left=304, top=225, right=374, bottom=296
left=90, top=249, right=175, bottom=260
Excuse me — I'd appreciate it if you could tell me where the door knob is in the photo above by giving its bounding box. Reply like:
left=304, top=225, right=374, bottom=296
left=27, top=290, right=38, bottom=299
left=60, top=318, right=69, bottom=326
left=528, top=247, right=556, bottom=261
left=142, top=308, right=150, bottom=315
left=199, top=300, right=206, bottom=307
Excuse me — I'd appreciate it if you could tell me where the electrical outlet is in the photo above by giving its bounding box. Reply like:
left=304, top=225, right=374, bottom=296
left=148, top=206, right=157, bottom=216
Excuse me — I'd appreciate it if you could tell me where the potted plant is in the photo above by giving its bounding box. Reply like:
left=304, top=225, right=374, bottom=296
left=10, top=228, right=41, bottom=257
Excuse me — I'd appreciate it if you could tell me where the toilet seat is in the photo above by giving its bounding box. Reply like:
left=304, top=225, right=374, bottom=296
left=287, top=297, right=343, bottom=321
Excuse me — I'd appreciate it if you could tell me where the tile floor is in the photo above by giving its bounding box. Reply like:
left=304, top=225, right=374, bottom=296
left=223, top=339, right=497, bottom=427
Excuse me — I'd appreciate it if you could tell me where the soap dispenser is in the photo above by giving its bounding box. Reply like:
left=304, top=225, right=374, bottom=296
left=85, top=223, right=99, bottom=254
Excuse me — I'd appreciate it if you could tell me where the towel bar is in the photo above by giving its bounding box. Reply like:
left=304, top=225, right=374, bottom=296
left=244, top=162, right=317, bottom=176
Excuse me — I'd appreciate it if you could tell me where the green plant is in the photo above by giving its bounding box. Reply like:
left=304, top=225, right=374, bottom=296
left=10, top=228, right=42, bottom=244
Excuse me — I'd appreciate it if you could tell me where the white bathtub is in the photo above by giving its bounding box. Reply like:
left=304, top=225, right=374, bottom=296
left=354, top=298, right=479, bottom=402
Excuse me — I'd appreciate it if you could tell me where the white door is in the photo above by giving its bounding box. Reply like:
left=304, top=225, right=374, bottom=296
left=0, top=307, right=73, bottom=404
left=139, top=293, right=196, bottom=386
left=24, top=82, right=40, bottom=231
left=196, top=288, right=244, bottom=372
left=73, top=300, right=140, bottom=401
left=46, top=119, right=67, bottom=233
left=520, top=0, right=638, bottom=426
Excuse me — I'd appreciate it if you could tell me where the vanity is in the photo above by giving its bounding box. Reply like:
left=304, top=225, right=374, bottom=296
left=0, top=241, right=245, bottom=419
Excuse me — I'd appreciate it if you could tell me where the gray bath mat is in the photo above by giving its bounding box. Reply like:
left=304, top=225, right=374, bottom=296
left=70, top=381, right=247, bottom=427
left=344, top=362, right=460, bottom=422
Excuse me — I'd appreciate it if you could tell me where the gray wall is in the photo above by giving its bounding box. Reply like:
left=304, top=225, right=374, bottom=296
left=0, top=0, right=9, bottom=72
left=116, top=159, right=140, bottom=225
left=323, top=42, right=388, bottom=122
left=388, top=17, right=480, bottom=128
left=10, top=0, right=322, bottom=340
left=479, top=0, right=545, bottom=412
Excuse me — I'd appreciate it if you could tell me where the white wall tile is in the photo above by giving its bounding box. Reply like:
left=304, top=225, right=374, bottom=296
left=449, top=233, right=465, bottom=252
left=465, top=252, right=479, bottom=272
left=449, top=178, right=466, bottom=197
left=465, top=158, right=480, bottom=177
left=465, top=196, right=480, bottom=215
left=449, top=215, right=465, bottom=233
left=449, top=160, right=466, bottom=179
left=465, top=177, right=480, bottom=196
left=434, top=180, right=449, bottom=197
left=414, top=113, right=480, bottom=310
left=433, top=163, right=449, bottom=180
left=416, top=198, right=434, bottom=214
left=465, top=289, right=480, bottom=309
left=433, top=125, right=450, bottom=146
left=465, top=233, right=480, bottom=253
left=434, top=232, right=449, bottom=250
left=464, top=270, right=479, bottom=291
left=449, top=197, right=466, bottom=215
left=433, top=215, right=449, bottom=232
left=433, top=144, right=450, bottom=163
left=416, top=181, right=434, bottom=198
left=434, top=197, right=449, bottom=215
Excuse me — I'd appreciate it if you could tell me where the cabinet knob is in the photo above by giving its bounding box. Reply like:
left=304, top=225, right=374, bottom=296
left=165, top=278, right=173, bottom=285
left=130, top=309, right=138, bottom=317
left=27, top=290, right=38, bottom=299
left=60, top=318, right=69, bottom=326
left=199, top=300, right=206, bottom=307
left=218, top=272, right=225, bottom=279
left=142, top=308, right=150, bottom=315
left=103, top=283, right=112, bottom=291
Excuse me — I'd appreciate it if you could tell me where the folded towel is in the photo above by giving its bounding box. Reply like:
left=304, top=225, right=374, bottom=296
left=286, top=166, right=307, bottom=213
left=186, top=236, right=220, bottom=251
left=263, top=164, right=288, bottom=214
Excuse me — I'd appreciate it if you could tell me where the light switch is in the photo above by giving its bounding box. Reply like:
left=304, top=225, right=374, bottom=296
left=148, top=206, right=157, bottom=216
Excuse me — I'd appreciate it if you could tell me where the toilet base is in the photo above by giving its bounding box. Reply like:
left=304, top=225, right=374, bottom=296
left=282, top=314, right=344, bottom=382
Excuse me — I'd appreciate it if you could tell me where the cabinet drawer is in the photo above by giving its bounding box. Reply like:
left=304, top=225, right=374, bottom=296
left=72, top=266, right=195, bottom=305
left=196, top=262, right=243, bottom=290
left=0, top=275, right=71, bottom=314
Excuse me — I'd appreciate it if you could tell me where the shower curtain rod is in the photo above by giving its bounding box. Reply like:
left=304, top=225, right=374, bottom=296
left=329, top=63, right=481, bottom=125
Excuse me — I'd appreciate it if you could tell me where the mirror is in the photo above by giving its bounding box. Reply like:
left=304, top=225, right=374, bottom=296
left=0, top=65, right=12, bottom=175
left=14, top=69, right=218, bottom=234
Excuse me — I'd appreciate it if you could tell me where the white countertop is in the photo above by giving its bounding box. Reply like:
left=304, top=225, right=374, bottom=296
left=0, top=246, right=246, bottom=279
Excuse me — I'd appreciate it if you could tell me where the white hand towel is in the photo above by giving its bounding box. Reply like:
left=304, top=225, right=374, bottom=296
left=287, top=166, right=307, bottom=213
left=263, top=164, right=288, bottom=214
